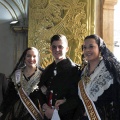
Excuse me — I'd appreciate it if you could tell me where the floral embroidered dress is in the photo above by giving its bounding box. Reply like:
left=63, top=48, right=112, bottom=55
left=0, top=68, right=42, bottom=120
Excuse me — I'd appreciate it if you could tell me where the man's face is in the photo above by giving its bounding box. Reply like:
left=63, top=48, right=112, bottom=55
left=50, top=39, right=69, bottom=63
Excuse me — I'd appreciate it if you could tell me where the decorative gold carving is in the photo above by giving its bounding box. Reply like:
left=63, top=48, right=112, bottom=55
left=28, top=0, right=95, bottom=68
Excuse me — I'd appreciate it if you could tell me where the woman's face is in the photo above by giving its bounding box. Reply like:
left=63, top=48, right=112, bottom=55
left=83, top=38, right=100, bottom=62
left=24, top=49, right=38, bottom=68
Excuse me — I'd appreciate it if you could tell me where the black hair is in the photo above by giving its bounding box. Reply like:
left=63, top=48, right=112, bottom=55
left=84, top=34, right=101, bottom=50
left=50, top=34, right=68, bottom=46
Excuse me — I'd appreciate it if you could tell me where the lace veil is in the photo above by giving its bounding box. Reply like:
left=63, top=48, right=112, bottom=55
left=93, top=35, right=120, bottom=84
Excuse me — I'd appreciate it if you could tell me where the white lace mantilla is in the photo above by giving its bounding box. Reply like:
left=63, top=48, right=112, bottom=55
left=84, top=60, right=113, bottom=102
left=12, top=68, right=42, bottom=95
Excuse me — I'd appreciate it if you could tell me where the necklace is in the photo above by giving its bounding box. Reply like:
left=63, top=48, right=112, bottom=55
left=83, top=70, right=91, bottom=86
left=23, top=67, right=37, bottom=78
left=82, top=64, right=91, bottom=86
left=83, top=59, right=102, bottom=86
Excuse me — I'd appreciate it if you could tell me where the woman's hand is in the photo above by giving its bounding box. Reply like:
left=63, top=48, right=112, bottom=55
left=42, top=103, right=50, bottom=111
left=42, top=103, right=54, bottom=119
left=44, top=107, right=54, bottom=119
left=55, top=99, right=66, bottom=110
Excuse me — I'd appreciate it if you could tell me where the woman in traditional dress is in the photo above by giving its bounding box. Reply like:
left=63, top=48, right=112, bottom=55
left=0, top=47, right=44, bottom=120
left=78, top=34, right=120, bottom=120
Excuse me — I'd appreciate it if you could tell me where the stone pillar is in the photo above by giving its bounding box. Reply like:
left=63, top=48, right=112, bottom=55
left=102, top=0, right=118, bottom=51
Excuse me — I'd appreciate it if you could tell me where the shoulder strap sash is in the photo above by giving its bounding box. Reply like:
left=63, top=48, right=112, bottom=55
left=78, top=80, right=101, bottom=120
left=15, top=69, right=43, bottom=120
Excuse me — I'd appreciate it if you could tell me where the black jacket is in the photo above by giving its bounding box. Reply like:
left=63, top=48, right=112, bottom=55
left=38, top=58, right=82, bottom=120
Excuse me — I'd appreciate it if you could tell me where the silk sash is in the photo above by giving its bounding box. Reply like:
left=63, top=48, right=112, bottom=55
left=78, top=80, right=101, bottom=120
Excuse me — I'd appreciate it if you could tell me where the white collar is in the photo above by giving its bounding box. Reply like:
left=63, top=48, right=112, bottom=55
left=84, top=60, right=113, bottom=101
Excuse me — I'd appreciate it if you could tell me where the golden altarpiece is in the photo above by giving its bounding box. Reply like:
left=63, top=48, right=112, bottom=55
left=28, top=0, right=117, bottom=68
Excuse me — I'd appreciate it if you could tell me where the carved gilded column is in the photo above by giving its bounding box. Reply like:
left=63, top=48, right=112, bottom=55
left=102, top=0, right=118, bottom=51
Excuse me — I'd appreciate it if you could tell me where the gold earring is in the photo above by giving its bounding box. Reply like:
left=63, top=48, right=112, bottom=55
left=99, top=52, right=102, bottom=60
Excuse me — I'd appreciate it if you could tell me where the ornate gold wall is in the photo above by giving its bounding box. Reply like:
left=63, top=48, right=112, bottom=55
left=28, top=0, right=95, bottom=67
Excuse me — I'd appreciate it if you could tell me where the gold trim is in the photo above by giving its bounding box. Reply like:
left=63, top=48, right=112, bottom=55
left=79, top=80, right=100, bottom=120
left=19, top=87, right=43, bottom=120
